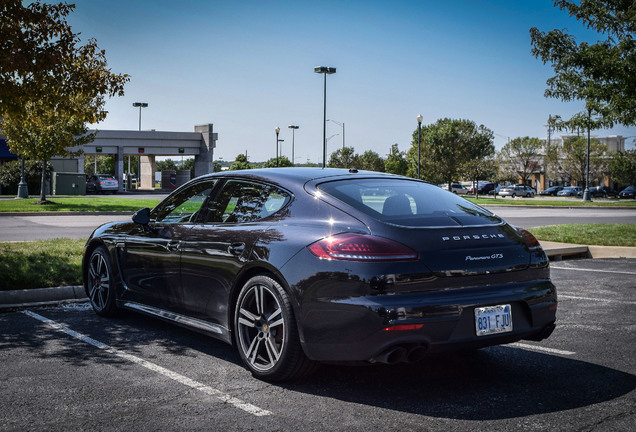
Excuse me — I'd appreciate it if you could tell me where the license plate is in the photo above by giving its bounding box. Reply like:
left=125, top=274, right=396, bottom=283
left=475, top=304, right=512, bottom=336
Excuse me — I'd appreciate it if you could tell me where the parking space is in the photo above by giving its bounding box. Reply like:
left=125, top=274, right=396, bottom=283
left=1, top=259, right=634, bottom=431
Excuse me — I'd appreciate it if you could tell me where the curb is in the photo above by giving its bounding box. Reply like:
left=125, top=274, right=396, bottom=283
left=1, top=242, right=635, bottom=311
left=0, top=285, right=87, bottom=311
left=540, top=241, right=636, bottom=261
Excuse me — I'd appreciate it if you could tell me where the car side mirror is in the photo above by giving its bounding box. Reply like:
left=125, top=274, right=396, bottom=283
left=132, top=207, right=151, bottom=225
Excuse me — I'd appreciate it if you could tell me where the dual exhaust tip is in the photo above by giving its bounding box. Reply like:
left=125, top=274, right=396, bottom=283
left=371, top=344, right=428, bottom=365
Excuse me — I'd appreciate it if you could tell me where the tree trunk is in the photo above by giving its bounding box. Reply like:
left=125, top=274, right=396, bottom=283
left=39, top=160, right=47, bottom=202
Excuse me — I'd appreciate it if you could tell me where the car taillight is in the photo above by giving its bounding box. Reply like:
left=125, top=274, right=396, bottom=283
left=308, top=233, right=418, bottom=261
left=99, top=181, right=104, bottom=185
left=518, top=227, right=542, bottom=252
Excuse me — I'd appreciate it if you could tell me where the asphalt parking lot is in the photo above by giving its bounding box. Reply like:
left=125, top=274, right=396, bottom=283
left=1, top=258, right=634, bottom=431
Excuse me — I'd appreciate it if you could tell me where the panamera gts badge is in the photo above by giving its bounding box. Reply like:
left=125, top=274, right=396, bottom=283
left=466, top=253, right=504, bottom=261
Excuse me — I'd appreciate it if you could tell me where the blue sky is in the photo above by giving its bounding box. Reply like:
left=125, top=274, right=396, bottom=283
left=68, top=0, right=636, bottom=163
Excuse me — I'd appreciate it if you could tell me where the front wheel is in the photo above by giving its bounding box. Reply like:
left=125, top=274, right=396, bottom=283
left=234, top=275, right=317, bottom=382
left=86, top=246, right=118, bottom=317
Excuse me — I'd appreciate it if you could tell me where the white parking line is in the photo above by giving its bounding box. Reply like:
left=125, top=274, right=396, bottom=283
left=509, top=342, right=575, bottom=356
left=550, top=266, right=636, bottom=276
left=22, top=310, right=272, bottom=417
left=558, top=294, right=636, bottom=305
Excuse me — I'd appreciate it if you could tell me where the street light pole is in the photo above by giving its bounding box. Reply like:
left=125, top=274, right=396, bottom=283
left=582, top=108, right=592, bottom=202
left=328, top=119, right=345, bottom=149
left=132, top=102, right=148, bottom=131
left=275, top=127, right=280, bottom=167
left=17, top=155, right=28, bottom=198
left=417, top=114, right=423, bottom=179
left=132, top=102, right=148, bottom=189
left=314, top=66, right=336, bottom=168
left=288, top=125, right=299, bottom=167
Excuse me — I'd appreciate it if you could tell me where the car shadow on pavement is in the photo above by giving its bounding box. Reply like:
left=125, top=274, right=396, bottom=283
left=281, top=347, right=636, bottom=421
left=5, top=307, right=634, bottom=421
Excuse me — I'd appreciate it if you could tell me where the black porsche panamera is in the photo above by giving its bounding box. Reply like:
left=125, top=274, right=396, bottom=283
left=83, top=168, right=557, bottom=381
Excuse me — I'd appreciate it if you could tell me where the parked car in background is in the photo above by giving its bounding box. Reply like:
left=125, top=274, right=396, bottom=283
left=439, top=183, right=468, bottom=194
left=498, top=185, right=535, bottom=198
left=489, top=185, right=505, bottom=196
left=468, top=182, right=495, bottom=195
left=557, top=186, right=582, bottom=197
left=589, top=186, right=618, bottom=198
left=86, top=174, right=119, bottom=194
left=619, top=186, right=635, bottom=199
left=539, top=186, right=563, bottom=196
left=83, top=168, right=557, bottom=382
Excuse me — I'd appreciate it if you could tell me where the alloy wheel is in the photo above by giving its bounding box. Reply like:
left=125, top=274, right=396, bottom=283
left=87, top=249, right=112, bottom=314
left=236, top=283, right=286, bottom=372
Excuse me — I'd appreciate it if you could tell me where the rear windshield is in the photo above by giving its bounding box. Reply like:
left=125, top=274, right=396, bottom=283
left=318, top=178, right=502, bottom=227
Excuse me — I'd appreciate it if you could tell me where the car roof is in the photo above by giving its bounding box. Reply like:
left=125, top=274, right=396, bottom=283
left=198, top=168, right=405, bottom=188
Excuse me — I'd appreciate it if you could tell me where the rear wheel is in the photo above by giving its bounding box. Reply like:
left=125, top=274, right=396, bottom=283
left=86, top=246, right=118, bottom=317
left=234, top=275, right=317, bottom=382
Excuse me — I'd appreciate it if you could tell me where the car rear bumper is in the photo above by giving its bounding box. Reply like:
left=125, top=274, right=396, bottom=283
left=299, top=279, right=557, bottom=362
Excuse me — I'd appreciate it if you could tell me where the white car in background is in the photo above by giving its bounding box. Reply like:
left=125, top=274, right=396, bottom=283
left=438, top=183, right=469, bottom=194
left=498, top=185, right=535, bottom=198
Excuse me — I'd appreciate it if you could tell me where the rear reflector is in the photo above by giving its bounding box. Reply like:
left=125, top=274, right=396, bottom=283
left=383, top=324, right=424, bottom=331
left=308, top=233, right=418, bottom=261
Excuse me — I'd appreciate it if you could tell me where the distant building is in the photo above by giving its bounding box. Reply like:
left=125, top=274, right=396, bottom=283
left=0, top=125, right=217, bottom=193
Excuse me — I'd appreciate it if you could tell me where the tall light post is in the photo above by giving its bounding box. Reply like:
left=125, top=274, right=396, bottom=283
left=314, top=66, right=336, bottom=168
left=16, top=155, right=28, bottom=198
left=327, top=119, right=345, bottom=149
left=132, top=102, right=148, bottom=131
left=132, top=102, right=148, bottom=189
left=582, top=108, right=593, bottom=202
left=288, top=125, right=299, bottom=166
left=275, top=127, right=280, bottom=167
left=417, top=114, right=423, bottom=179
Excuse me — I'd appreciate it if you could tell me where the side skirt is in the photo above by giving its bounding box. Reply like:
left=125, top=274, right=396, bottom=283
left=118, top=300, right=232, bottom=344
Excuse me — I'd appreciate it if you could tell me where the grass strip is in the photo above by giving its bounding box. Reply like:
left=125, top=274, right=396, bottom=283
left=465, top=197, right=636, bottom=207
left=0, top=238, right=85, bottom=290
left=0, top=197, right=161, bottom=212
left=531, top=224, right=636, bottom=247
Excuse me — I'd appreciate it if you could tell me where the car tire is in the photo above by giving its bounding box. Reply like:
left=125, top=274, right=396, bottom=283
left=234, top=274, right=317, bottom=382
left=512, top=193, right=516, bottom=198
left=86, top=246, right=118, bottom=317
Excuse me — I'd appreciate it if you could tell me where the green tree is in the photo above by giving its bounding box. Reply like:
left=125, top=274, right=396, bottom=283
left=212, top=160, right=222, bottom=173
left=328, top=146, right=360, bottom=169
left=0, top=2, right=128, bottom=202
left=407, top=118, right=494, bottom=190
left=384, top=144, right=408, bottom=176
left=610, top=149, right=636, bottom=186
left=543, top=142, right=562, bottom=184
left=464, top=158, right=498, bottom=196
left=497, top=137, right=543, bottom=185
left=0, top=159, right=52, bottom=195
left=530, top=1, right=636, bottom=129
left=156, top=158, right=178, bottom=172
left=559, top=136, right=608, bottom=185
left=358, top=150, right=385, bottom=172
left=263, top=156, right=293, bottom=168
left=229, top=154, right=251, bottom=171
left=84, top=155, right=115, bottom=175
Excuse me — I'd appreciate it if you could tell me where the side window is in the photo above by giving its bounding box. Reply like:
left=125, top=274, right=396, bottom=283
left=153, top=180, right=216, bottom=223
left=205, top=180, right=290, bottom=224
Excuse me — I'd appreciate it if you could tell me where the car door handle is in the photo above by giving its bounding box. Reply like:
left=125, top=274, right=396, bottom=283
left=228, top=242, right=245, bottom=255
left=167, top=241, right=181, bottom=252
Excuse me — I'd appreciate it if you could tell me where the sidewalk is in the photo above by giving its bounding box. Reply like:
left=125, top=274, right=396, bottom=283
left=1, top=242, right=635, bottom=311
